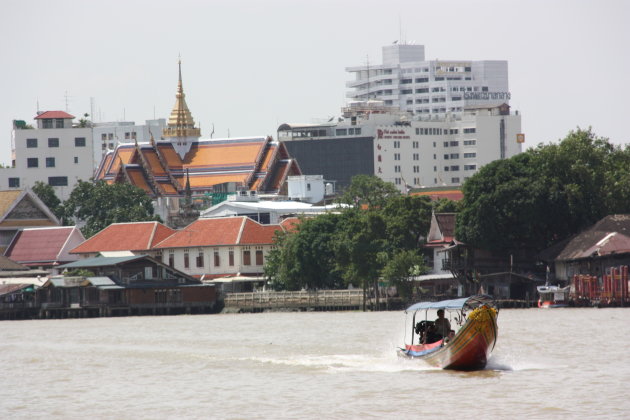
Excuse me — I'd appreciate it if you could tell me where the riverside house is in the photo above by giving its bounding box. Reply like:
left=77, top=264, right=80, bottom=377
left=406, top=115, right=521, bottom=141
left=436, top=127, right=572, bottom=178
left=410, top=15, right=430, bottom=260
left=69, top=216, right=300, bottom=292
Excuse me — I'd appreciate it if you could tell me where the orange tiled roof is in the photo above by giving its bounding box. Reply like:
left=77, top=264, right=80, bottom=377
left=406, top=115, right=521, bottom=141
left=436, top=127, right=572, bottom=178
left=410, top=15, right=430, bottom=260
left=126, top=168, right=153, bottom=194
left=141, top=149, right=168, bottom=176
left=239, top=218, right=281, bottom=244
left=95, top=137, right=301, bottom=197
left=280, top=217, right=301, bottom=233
left=154, top=217, right=245, bottom=248
left=71, top=221, right=176, bottom=254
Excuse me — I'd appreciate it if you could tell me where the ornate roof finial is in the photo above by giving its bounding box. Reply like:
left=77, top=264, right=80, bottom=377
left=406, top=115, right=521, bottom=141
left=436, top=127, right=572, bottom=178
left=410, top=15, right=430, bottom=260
left=163, top=58, right=201, bottom=159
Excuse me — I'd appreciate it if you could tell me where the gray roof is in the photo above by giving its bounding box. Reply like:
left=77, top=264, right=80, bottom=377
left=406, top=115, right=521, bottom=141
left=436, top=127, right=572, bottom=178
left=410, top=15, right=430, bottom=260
left=83, top=277, right=117, bottom=286
left=58, top=255, right=148, bottom=269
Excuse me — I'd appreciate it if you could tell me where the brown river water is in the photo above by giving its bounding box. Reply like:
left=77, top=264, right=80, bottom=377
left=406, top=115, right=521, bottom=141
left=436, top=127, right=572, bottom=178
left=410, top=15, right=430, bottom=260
left=1, top=308, right=628, bottom=419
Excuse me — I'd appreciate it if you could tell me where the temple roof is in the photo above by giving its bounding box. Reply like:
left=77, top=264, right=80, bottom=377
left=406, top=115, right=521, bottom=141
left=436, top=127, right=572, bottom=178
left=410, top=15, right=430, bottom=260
left=95, top=137, right=301, bottom=197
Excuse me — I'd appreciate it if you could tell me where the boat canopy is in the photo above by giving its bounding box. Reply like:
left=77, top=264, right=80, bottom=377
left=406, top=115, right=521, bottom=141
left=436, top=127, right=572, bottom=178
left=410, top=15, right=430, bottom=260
left=405, top=295, right=495, bottom=313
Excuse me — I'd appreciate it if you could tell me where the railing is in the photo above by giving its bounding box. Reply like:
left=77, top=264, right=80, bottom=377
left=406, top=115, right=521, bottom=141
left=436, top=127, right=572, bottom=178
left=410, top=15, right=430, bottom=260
left=224, top=290, right=365, bottom=310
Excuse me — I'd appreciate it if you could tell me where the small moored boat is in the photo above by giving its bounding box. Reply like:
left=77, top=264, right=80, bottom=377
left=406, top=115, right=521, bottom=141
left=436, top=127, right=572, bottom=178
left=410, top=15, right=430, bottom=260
left=398, top=295, right=498, bottom=370
left=537, top=285, right=570, bottom=308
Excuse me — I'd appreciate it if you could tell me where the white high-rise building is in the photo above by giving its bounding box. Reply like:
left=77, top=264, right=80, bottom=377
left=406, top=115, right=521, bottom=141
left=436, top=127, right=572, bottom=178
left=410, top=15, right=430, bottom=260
left=346, top=43, right=510, bottom=118
left=279, top=101, right=522, bottom=192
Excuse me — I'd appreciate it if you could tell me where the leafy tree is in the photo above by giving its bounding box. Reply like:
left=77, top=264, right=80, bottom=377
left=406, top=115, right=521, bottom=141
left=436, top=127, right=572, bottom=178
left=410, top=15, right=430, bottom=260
left=265, top=214, right=346, bottom=291
left=339, top=174, right=400, bottom=210
left=31, top=181, right=65, bottom=222
left=434, top=197, right=460, bottom=213
left=457, top=128, right=630, bottom=252
left=380, top=249, right=427, bottom=299
left=64, top=180, right=161, bottom=238
left=382, top=194, right=433, bottom=249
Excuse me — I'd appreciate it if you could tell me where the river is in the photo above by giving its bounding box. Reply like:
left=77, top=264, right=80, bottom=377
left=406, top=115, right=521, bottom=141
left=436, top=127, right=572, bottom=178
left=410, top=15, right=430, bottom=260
left=1, top=308, right=628, bottom=419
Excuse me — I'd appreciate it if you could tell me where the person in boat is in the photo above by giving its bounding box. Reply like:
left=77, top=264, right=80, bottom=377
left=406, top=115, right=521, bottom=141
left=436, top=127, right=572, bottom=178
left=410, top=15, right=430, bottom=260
left=434, top=309, right=451, bottom=339
left=422, top=323, right=442, bottom=344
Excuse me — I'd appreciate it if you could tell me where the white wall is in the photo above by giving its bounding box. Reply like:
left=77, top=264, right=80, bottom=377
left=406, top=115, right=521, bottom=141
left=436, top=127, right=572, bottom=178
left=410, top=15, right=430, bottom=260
left=4, top=125, right=94, bottom=200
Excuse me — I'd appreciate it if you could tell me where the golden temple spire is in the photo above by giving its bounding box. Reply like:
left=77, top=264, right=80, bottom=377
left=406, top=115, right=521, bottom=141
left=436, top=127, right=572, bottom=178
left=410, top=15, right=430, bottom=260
left=164, top=59, right=200, bottom=136
left=163, top=59, right=201, bottom=159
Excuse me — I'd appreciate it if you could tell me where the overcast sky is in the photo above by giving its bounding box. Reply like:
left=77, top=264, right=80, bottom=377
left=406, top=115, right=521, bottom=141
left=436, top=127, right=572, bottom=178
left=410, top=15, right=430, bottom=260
left=1, top=0, right=628, bottom=165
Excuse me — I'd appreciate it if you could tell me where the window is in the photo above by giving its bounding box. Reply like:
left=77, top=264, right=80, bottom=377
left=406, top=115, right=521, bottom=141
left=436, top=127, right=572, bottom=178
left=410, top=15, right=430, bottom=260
left=394, top=165, right=401, bottom=173
left=413, top=153, right=419, bottom=160
left=255, top=250, right=264, bottom=265
left=75, top=137, right=86, bottom=147
left=214, top=249, right=220, bottom=267
left=169, top=251, right=174, bottom=267
left=125, top=132, right=130, bottom=139
left=74, top=157, right=79, bottom=164
left=450, top=141, right=459, bottom=147
left=196, top=250, right=204, bottom=267
left=229, top=249, right=234, bottom=266
left=394, top=141, right=400, bottom=148
left=48, top=176, right=68, bottom=186
left=401, top=89, right=412, bottom=94
left=46, top=157, right=55, bottom=167
left=451, top=177, right=460, bottom=183
left=8, top=177, right=19, bottom=188
left=450, top=153, right=459, bottom=159
left=27, top=158, right=38, bottom=168
left=55, top=119, right=64, bottom=128
left=415, top=77, right=428, bottom=83
left=464, top=164, right=477, bottom=170
left=444, top=154, right=449, bottom=160
left=463, top=128, right=476, bottom=134
left=394, top=153, right=400, bottom=161
left=48, top=138, right=59, bottom=147
left=243, top=250, right=251, bottom=265
left=464, top=153, right=476, bottom=158
left=101, top=133, right=107, bottom=141
left=184, top=250, right=190, bottom=268
left=412, top=141, right=419, bottom=148
left=443, top=141, right=449, bottom=147
left=336, top=129, right=347, bottom=136
left=26, top=138, right=37, bottom=148
left=450, top=165, right=460, bottom=171
left=42, top=119, right=53, bottom=129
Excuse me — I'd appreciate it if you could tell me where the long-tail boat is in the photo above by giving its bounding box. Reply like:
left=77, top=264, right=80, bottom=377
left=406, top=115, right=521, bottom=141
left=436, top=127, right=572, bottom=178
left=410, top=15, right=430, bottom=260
left=398, top=295, right=498, bottom=370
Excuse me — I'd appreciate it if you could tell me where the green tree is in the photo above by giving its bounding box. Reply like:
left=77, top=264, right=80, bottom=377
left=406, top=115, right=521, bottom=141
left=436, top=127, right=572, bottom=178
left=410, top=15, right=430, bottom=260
left=382, top=194, right=433, bottom=249
left=380, top=249, right=427, bottom=299
left=64, top=180, right=161, bottom=238
left=264, top=214, right=346, bottom=291
left=339, top=174, right=400, bottom=210
left=31, top=181, right=65, bottom=222
left=457, top=128, right=630, bottom=252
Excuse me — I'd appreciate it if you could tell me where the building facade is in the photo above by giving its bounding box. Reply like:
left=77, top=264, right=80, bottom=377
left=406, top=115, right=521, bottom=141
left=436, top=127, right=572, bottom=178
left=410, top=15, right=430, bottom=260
left=3, top=111, right=94, bottom=200
left=279, top=101, right=522, bottom=191
left=346, top=43, right=509, bottom=118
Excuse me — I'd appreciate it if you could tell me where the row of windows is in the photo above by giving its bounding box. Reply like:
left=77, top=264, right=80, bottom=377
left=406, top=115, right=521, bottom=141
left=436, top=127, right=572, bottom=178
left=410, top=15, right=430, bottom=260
left=101, top=132, right=136, bottom=141
left=8, top=176, right=68, bottom=188
left=335, top=128, right=362, bottom=136
left=26, top=137, right=86, bottom=148
left=27, top=157, right=79, bottom=168
left=440, top=165, right=476, bottom=172
left=172, top=249, right=265, bottom=268
left=433, top=177, right=465, bottom=184
left=41, top=119, right=66, bottom=129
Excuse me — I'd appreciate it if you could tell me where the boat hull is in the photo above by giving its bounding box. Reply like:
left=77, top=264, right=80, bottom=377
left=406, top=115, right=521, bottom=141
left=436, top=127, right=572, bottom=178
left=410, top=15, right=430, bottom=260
left=399, top=305, right=498, bottom=370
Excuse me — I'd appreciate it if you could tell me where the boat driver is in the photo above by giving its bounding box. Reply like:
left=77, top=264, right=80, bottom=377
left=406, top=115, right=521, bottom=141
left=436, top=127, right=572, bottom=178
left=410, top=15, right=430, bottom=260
left=434, top=309, right=451, bottom=338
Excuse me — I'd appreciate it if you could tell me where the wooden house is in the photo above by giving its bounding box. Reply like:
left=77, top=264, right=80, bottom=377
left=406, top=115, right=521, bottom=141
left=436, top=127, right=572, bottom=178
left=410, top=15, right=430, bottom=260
left=37, top=255, right=218, bottom=318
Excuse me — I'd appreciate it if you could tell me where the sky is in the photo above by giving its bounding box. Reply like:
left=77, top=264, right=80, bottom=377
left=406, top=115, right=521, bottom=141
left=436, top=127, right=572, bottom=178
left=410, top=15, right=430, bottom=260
left=1, top=0, right=628, bottom=165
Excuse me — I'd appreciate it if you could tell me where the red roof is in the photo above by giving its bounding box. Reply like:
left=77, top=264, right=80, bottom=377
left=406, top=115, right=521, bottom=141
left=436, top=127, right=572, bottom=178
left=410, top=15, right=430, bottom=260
left=239, top=218, right=281, bottom=244
left=280, top=217, right=301, bottom=233
left=70, top=222, right=175, bottom=254
left=5, top=227, right=77, bottom=264
left=34, top=111, right=75, bottom=120
left=154, top=216, right=284, bottom=249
